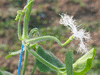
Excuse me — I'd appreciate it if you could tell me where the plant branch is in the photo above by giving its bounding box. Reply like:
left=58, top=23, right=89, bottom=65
left=28, top=47, right=59, bottom=71
left=26, top=35, right=74, bottom=46
left=23, top=0, right=34, bottom=39
left=30, top=64, right=37, bottom=75
left=21, top=50, right=28, bottom=75
left=17, top=11, right=24, bottom=40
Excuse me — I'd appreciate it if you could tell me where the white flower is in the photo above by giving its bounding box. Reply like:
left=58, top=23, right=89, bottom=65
left=59, top=13, right=90, bottom=53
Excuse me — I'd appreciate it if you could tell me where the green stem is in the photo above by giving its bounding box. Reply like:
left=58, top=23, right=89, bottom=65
left=21, top=0, right=34, bottom=74
left=18, top=11, right=24, bottom=40
left=30, top=64, right=37, bottom=75
left=26, top=35, right=74, bottom=46
left=23, top=0, right=34, bottom=39
left=21, top=50, right=28, bottom=75
left=28, top=28, right=39, bottom=39
left=17, top=0, right=34, bottom=40
left=28, top=48, right=59, bottom=72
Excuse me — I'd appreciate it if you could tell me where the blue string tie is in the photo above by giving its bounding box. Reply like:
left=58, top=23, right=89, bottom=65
left=17, top=45, right=24, bottom=75
left=27, top=0, right=29, bottom=5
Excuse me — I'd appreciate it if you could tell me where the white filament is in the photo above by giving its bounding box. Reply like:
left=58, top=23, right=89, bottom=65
left=59, top=13, right=90, bottom=53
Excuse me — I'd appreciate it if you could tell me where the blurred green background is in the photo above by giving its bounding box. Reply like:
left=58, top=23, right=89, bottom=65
left=0, top=0, right=100, bottom=75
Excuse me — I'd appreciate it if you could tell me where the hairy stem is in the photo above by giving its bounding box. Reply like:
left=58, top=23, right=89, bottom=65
left=23, top=0, right=34, bottom=39
left=30, top=64, right=37, bottom=75
left=21, top=50, right=28, bottom=75
left=21, top=0, right=34, bottom=74
left=18, top=11, right=24, bottom=40
left=26, top=35, right=74, bottom=46
left=28, top=48, right=59, bottom=71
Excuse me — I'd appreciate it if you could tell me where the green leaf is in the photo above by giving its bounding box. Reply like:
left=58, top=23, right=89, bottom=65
left=30, top=44, right=37, bottom=50
left=0, top=70, right=13, bottom=75
left=73, top=48, right=96, bottom=75
left=65, top=51, right=73, bottom=75
left=36, top=45, right=64, bottom=72
left=5, top=49, right=25, bottom=59
left=0, top=71, right=3, bottom=75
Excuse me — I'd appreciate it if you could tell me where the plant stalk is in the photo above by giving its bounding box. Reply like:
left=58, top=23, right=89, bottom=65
left=26, top=35, right=74, bottom=46
left=23, top=0, right=34, bottom=39
left=30, top=64, right=37, bottom=75
left=21, top=50, right=28, bottom=75
left=21, top=0, right=34, bottom=75
left=18, top=11, right=24, bottom=40
left=28, top=48, right=59, bottom=72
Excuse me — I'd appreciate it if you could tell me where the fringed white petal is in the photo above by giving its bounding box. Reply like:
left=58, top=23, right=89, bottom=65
left=59, top=13, right=90, bottom=53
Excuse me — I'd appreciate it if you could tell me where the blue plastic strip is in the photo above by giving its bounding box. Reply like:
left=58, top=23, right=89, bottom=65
left=17, top=45, right=24, bottom=75
left=27, top=0, right=29, bottom=5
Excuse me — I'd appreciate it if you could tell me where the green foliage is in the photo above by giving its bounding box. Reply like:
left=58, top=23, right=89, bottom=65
left=0, top=70, right=13, bottom=75
left=80, top=21, right=100, bottom=32
left=70, top=0, right=84, bottom=7
left=0, top=71, right=3, bottom=75
left=5, top=37, right=96, bottom=75
left=0, top=44, right=10, bottom=52
left=36, top=45, right=64, bottom=72
left=0, top=20, right=17, bottom=29
left=65, top=51, right=73, bottom=75
left=73, top=48, right=96, bottom=75
left=5, top=49, right=24, bottom=59
left=0, top=66, right=9, bottom=71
